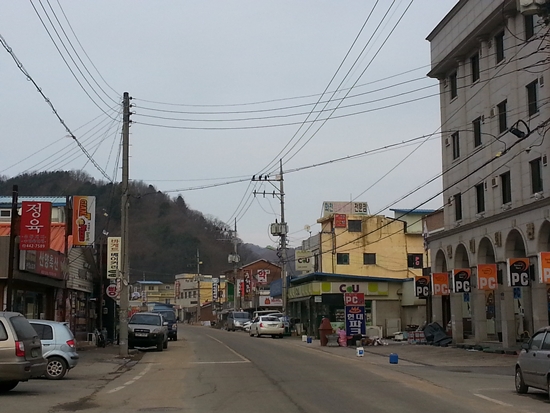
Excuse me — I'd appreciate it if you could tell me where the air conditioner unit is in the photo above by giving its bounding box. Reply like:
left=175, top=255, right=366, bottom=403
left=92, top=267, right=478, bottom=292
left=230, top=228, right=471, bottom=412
left=443, top=78, right=448, bottom=88
left=489, top=107, right=496, bottom=117
left=491, top=177, right=498, bottom=187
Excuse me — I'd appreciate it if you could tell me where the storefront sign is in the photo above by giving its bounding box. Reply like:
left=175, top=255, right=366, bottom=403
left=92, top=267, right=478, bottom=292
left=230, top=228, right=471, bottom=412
left=20, top=201, right=51, bottom=251
left=432, top=273, right=450, bottom=296
left=72, top=196, right=96, bottom=247
left=175, top=280, right=181, bottom=299
left=415, top=275, right=431, bottom=297
left=244, top=271, right=251, bottom=296
left=258, top=296, right=282, bottom=307
left=538, top=252, right=550, bottom=284
left=256, top=269, right=270, bottom=284
left=334, top=214, right=347, bottom=228
left=344, top=292, right=365, bottom=306
left=212, top=279, right=219, bottom=301
left=107, top=237, right=121, bottom=280
left=345, top=306, right=366, bottom=336
left=507, top=258, right=530, bottom=287
left=20, top=250, right=67, bottom=280
left=106, top=284, right=118, bottom=298
left=322, top=201, right=368, bottom=217
left=295, top=251, right=314, bottom=272
left=453, top=269, right=471, bottom=293
left=477, top=264, right=497, bottom=290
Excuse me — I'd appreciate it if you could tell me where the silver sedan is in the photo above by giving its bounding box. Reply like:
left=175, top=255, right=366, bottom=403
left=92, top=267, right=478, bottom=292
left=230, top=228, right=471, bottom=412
left=515, top=325, right=550, bottom=399
left=249, top=316, right=284, bottom=338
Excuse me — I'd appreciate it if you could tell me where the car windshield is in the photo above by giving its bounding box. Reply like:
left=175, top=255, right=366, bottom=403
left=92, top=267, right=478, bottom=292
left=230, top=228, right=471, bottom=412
left=130, top=314, right=161, bottom=326
left=234, top=313, right=249, bottom=319
left=261, top=316, right=280, bottom=322
left=155, top=311, right=176, bottom=322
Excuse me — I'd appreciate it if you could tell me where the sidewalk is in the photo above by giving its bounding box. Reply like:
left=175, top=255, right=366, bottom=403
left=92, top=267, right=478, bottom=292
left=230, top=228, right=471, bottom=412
left=291, top=336, right=519, bottom=368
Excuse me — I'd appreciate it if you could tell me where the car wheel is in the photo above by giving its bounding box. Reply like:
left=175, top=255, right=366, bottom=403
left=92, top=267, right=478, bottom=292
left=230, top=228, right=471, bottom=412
left=279, top=334, right=284, bottom=339
left=173, top=335, right=178, bottom=342
left=0, top=381, right=19, bottom=392
left=163, top=339, right=168, bottom=349
left=256, top=331, right=261, bottom=338
left=515, top=367, right=528, bottom=394
left=249, top=330, right=254, bottom=337
left=157, top=340, right=163, bottom=352
left=46, top=356, right=68, bottom=380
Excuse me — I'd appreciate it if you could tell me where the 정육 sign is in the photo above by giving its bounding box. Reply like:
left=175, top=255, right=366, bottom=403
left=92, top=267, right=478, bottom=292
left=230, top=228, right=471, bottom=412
left=19, top=201, right=52, bottom=251
left=107, top=237, right=121, bottom=279
left=507, top=258, right=530, bottom=287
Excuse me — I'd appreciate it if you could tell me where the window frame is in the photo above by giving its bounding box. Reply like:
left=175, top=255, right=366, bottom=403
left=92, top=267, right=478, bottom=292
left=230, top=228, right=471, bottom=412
left=470, top=52, right=480, bottom=83
left=524, top=15, right=535, bottom=41
left=501, top=171, right=512, bottom=204
left=473, top=117, right=482, bottom=147
left=530, top=157, right=543, bottom=194
left=348, top=219, right=362, bottom=233
left=454, top=193, right=463, bottom=221
left=526, top=79, right=539, bottom=117
left=475, top=183, right=485, bottom=213
left=497, top=100, right=507, bottom=134
left=495, top=31, right=505, bottom=63
left=449, top=71, right=458, bottom=100
left=336, top=253, right=350, bottom=265
left=452, top=131, right=460, bottom=160
left=363, top=253, right=376, bottom=265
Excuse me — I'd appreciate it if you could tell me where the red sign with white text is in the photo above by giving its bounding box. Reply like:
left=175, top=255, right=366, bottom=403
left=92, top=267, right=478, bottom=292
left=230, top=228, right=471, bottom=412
left=20, top=201, right=51, bottom=251
left=344, top=292, right=365, bottom=306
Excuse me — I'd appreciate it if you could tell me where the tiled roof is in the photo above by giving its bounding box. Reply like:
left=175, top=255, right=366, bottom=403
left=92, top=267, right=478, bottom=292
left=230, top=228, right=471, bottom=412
left=0, top=223, right=72, bottom=253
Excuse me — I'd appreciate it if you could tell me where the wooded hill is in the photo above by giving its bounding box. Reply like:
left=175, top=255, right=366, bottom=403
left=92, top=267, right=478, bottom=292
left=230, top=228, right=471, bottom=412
left=0, top=171, right=266, bottom=283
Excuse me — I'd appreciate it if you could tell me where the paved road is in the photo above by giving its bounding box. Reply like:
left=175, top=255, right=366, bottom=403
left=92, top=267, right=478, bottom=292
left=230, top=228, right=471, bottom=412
left=2, top=326, right=548, bottom=412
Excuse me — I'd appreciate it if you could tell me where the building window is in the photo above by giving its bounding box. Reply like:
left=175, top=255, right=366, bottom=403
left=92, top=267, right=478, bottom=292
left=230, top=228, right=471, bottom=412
left=407, top=254, right=423, bottom=269
left=454, top=193, right=462, bottom=221
left=525, top=15, right=535, bottom=40
left=472, top=117, right=482, bottom=147
left=470, top=52, right=480, bottom=83
left=336, top=253, right=350, bottom=265
left=501, top=171, right=512, bottom=204
left=497, top=100, right=507, bottom=133
left=0, top=210, right=10, bottom=218
left=348, top=220, right=362, bottom=232
left=148, top=286, right=155, bottom=291
left=452, top=131, right=460, bottom=159
left=475, top=183, right=485, bottom=213
left=495, top=31, right=505, bottom=63
left=363, top=253, right=376, bottom=265
left=527, top=80, right=539, bottom=116
left=193, top=291, right=197, bottom=298
left=184, top=292, right=187, bottom=298
left=449, top=71, right=457, bottom=100
left=530, top=158, right=543, bottom=194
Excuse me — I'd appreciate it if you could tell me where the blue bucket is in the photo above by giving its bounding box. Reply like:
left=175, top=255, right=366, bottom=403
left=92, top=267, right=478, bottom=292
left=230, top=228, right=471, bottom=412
left=306, top=336, right=312, bottom=344
left=389, top=353, right=398, bottom=364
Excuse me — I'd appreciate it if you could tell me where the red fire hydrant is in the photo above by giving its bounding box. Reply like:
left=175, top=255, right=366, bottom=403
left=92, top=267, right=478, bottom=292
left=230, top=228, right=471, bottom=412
left=319, top=318, right=333, bottom=346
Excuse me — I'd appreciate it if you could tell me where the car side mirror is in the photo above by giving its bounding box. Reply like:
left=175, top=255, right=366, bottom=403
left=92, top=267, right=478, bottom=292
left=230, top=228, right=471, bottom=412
left=521, top=342, right=529, bottom=351
left=163, top=322, right=168, bottom=326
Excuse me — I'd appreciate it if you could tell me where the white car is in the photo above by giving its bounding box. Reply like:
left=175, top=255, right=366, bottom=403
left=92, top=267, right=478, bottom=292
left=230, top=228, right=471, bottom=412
left=249, top=316, right=284, bottom=338
left=242, top=320, right=252, bottom=332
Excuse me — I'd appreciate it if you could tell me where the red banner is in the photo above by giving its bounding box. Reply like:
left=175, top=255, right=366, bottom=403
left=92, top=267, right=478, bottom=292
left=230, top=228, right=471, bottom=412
left=20, top=201, right=51, bottom=251
left=344, top=292, right=365, bottom=306
left=334, top=214, right=347, bottom=228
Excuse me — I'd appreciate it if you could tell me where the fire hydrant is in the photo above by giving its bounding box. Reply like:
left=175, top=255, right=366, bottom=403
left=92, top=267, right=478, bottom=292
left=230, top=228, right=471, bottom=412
left=319, top=317, right=333, bottom=346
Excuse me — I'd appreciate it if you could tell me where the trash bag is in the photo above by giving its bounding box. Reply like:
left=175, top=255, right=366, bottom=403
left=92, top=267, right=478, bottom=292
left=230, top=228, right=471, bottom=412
left=423, top=322, right=452, bottom=346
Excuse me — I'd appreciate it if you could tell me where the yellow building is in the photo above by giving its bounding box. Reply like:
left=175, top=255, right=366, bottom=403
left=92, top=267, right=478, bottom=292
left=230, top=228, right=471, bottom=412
left=134, top=281, right=175, bottom=304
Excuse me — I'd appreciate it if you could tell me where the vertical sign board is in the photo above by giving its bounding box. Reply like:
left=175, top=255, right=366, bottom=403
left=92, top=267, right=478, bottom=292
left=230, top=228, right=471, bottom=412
left=507, top=258, right=530, bottom=287
left=344, top=292, right=365, bottom=336
left=295, top=251, right=314, bottom=273
left=477, top=264, right=498, bottom=290
left=538, top=252, right=550, bottom=284
left=212, top=278, right=219, bottom=301
left=415, top=275, right=431, bottom=297
left=432, top=273, right=450, bottom=296
left=107, top=237, right=121, bottom=280
left=244, top=270, right=251, bottom=297
left=453, top=269, right=471, bottom=293
left=72, top=196, right=96, bottom=247
left=20, top=201, right=51, bottom=251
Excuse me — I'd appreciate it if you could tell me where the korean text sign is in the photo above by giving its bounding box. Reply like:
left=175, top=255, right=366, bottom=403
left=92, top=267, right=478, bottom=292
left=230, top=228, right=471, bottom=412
left=20, top=201, right=51, bottom=251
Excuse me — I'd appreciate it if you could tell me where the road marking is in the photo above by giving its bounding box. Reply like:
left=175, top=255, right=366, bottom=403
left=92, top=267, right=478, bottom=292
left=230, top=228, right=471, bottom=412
left=473, top=394, right=512, bottom=406
left=206, top=335, right=250, bottom=363
left=124, top=380, right=135, bottom=385
left=107, top=386, right=125, bottom=394
left=107, top=361, right=153, bottom=394
left=191, top=361, right=249, bottom=364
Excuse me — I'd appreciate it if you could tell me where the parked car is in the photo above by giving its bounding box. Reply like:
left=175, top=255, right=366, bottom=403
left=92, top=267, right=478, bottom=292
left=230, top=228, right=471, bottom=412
left=0, top=312, right=46, bottom=392
left=152, top=309, right=178, bottom=341
left=249, top=315, right=284, bottom=338
left=266, top=312, right=290, bottom=330
left=128, top=312, right=168, bottom=351
left=227, top=311, right=250, bottom=331
left=515, top=325, right=550, bottom=399
left=29, top=319, right=79, bottom=380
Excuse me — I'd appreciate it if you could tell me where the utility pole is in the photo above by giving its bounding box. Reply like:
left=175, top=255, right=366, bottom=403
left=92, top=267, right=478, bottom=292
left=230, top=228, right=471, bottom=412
left=196, top=248, right=201, bottom=323
left=252, top=159, right=288, bottom=316
left=232, top=220, right=239, bottom=311
left=119, top=92, right=131, bottom=357
left=5, top=185, right=18, bottom=311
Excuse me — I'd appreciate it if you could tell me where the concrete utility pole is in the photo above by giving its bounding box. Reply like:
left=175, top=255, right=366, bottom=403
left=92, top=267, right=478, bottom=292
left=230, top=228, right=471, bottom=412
left=279, top=159, right=288, bottom=317
left=196, top=248, right=201, bottom=323
left=5, top=185, right=18, bottom=311
left=119, top=92, right=131, bottom=357
left=232, top=220, right=239, bottom=311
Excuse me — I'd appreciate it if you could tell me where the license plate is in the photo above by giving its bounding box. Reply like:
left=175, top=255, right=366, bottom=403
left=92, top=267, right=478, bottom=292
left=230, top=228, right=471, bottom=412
left=268, top=324, right=278, bottom=327
left=31, top=349, right=38, bottom=357
left=135, top=333, right=148, bottom=337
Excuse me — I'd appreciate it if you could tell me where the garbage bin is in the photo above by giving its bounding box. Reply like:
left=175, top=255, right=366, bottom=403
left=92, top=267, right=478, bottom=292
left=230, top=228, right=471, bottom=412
left=318, top=318, right=333, bottom=346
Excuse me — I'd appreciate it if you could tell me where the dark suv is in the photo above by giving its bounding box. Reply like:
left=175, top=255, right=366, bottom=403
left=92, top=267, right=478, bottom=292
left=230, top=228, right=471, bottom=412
left=152, top=309, right=177, bottom=341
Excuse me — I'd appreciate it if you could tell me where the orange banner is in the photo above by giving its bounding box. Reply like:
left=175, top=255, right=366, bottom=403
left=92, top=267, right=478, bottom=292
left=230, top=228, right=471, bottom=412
left=477, top=264, right=497, bottom=290
left=432, top=272, right=450, bottom=296
left=538, top=252, right=550, bottom=284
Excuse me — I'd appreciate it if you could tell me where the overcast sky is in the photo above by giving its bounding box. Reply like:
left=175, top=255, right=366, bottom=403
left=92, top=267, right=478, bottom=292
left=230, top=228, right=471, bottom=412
left=1, top=0, right=458, bottom=248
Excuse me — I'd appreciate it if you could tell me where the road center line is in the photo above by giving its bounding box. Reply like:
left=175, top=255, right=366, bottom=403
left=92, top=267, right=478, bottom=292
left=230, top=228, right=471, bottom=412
left=206, top=334, right=250, bottom=363
left=473, top=394, right=512, bottom=406
left=191, top=361, right=249, bottom=364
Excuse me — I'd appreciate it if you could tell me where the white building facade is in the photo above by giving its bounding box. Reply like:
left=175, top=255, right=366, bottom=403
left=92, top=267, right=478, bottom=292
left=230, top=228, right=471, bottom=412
left=426, top=0, right=550, bottom=347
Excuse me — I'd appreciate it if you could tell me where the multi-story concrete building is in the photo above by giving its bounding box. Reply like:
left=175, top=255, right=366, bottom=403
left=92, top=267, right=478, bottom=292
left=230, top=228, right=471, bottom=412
left=426, top=0, right=550, bottom=347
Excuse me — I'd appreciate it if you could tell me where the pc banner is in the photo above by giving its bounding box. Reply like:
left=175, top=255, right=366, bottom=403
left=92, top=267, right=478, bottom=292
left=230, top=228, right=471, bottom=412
left=507, top=258, right=530, bottom=287
left=538, top=252, right=550, bottom=284
left=453, top=269, right=471, bottom=293
left=432, top=272, right=450, bottom=296
left=477, top=264, right=497, bottom=290
left=345, top=306, right=366, bottom=336
left=415, top=275, right=431, bottom=297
